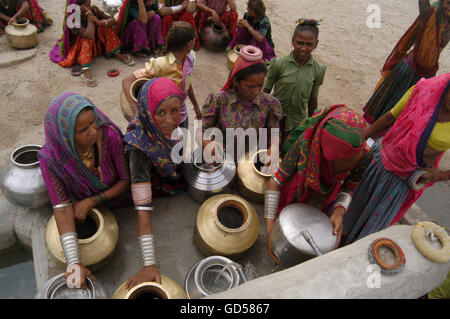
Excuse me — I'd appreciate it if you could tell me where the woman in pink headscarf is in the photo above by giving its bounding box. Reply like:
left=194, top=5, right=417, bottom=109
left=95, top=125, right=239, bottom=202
left=343, top=72, right=450, bottom=244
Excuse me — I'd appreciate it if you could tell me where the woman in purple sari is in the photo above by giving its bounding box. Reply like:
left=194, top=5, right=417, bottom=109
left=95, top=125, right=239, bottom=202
left=38, top=92, right=132, bottom=287
left=116, top=0, right=164, bottom=58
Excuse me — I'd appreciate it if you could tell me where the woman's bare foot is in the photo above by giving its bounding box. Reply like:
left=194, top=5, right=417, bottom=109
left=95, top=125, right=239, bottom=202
left=115, top=53, right=135, bottom=66
left=81, top=69, right=97, bottom=87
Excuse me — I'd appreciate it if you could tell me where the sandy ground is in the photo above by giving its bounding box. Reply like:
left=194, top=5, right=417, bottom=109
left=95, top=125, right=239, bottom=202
left=0, top=0, right=449, bottom=171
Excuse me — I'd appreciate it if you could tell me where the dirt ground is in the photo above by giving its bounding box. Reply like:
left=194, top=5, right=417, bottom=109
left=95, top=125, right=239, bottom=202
left=0, top=0, right=449, bottom=172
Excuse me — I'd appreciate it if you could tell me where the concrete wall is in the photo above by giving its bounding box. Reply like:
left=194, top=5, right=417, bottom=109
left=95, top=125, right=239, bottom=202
left=207, top=225, right=449, bottom=299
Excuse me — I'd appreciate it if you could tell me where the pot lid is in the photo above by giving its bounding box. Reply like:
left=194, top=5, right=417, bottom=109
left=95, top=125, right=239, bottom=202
left=278, top=204, right=337, bottom=254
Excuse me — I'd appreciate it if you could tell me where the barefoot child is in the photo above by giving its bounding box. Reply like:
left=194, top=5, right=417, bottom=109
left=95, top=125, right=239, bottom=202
left=263, top=19, right=326, bottom=145
left=122, top=21, right=202, bottom=127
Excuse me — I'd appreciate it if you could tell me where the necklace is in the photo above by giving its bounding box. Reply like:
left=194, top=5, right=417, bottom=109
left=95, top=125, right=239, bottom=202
left=79, top=146, right=94, bottom=168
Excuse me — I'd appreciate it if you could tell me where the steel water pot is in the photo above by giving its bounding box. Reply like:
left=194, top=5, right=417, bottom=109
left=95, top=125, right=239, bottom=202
left=0, top=144, right=50, bottom=208
left=183, top=149, right=236, bottom=202
left=184, top=256, right=247, bottom=299
left=270, top=203, right=338, bottom=268
left=35, top=273, right=108, bottom=299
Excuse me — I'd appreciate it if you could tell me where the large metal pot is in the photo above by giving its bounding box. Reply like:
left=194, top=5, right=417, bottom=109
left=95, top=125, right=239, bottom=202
left=112, top=275, right=187, bottom=299
left=35, top=273, right=107, bottom=299
left=200, top=22, right=231, bottom=52
left=270, top=203, right=338, bottom=268
left=119, top=77, right=150, bottom=121
left=0, top=144, right=50, bottom=208
left=185, top=256, right=247, bottom=299
left=5, top=18, right=38, bottom=49
left=227, top=44, right=244, bottom=70
left=194, top=194, right=259, bottom=257
left=237, top=149, right=273, bottom=203
left=183, top=149, right=236, bottom=202
left=46, top=207, right=119, bottom=271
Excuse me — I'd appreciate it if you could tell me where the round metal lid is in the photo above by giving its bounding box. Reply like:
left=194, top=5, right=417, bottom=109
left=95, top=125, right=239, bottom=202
left=278, top=204, right=338, bottom=255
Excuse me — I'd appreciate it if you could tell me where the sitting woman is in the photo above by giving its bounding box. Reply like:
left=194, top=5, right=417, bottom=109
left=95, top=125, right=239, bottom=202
left=49, top=0, right=135, bottom=87
left=201, top=45, right=281, bottom=160
left=343, top=72, right=450, bottom=244
left=227, top=0, right=275, bottom=62
left=158, top=0, right=200, bottom=51
left=0, top=0, right=50, bottom=34
left=38, top=92, right=132, bottom=288
left=195, top=0, right=238, bottom=40
left=264, top=105, right=374, bottom=262
left=116, top=0, right=164, bottom=59
left=122, top=78, right=186, bottom=288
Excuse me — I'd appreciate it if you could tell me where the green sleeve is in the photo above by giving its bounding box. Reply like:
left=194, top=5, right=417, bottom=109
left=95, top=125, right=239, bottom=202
left=310, top=64, right=327, bottom=98
left=263, top=58, right=279, bottom=92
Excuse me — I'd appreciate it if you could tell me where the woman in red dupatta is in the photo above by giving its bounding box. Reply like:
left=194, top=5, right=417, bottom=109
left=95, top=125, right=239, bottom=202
left=363, top=0, right=450, bottom=125
left=264, top=105, right=374, bottom=262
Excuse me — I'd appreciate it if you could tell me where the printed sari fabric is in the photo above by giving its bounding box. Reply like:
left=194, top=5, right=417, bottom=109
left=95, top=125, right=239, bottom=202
left=0, top=0, right=49, bottom=32
left=49, top=2, right=122, bottom=67
left=161, top=8, right=200, bottom=50
left=343, top=73, right=450, bottom=244
left=38, top=92, right=132, bottom=207
left=273, top=105, right=373, bottom=215
left=123, top=78, right=186, bottom=196
left=363, top=1, right=446, bottom=124
left=116, top=0, right=163, bottom=54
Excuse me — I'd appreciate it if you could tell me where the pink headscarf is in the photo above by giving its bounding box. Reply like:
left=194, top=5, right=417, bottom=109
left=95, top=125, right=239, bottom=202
left=222, top=45, right=265, bottom=91
left=381, top=72, right=450, bottom=177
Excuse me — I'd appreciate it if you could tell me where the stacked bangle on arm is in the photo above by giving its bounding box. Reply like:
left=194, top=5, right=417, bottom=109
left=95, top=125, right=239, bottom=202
left=139, top=234, right=156, bottom=267
left=333, top=192, right=353, bottom=213
left=91, top=191, right=107, bottom=206
left=132, top=183, right=153, bottom=212
left=264, top=190, right=280, bottom=220
left=60, top=232, right=81, bottom=266
left=53, top=203, right=72, bottom=210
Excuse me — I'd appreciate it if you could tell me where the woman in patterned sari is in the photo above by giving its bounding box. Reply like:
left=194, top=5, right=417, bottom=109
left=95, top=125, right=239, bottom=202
left=363, top=0, right=450, bottom=126
left=0, top=0, right=50, bottom=34
left=38, top=92, right=132, bottom=289
left=264, top=105, right=374, bottom=262
left=123, top=78, right=186, bottom=288
left=116, top=0, right=164, bottom=59
left=49, top=0, right=135, bottom=87
left=343, top=73, right=450, bottom=244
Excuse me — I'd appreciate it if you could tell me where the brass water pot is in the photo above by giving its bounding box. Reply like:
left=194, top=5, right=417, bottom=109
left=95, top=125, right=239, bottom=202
left=119, top=77, right=150, bottom=121
left=112, top=275, right=187, bottom=299
left=194, top=194, right=260, bottom=258
left=237, top=149, right=273, bottom=203
left=227, top=44, right=244, bottom=70
left=45, top=207, right=119, bottom=271
left=5, top=18, right=38, bottom=49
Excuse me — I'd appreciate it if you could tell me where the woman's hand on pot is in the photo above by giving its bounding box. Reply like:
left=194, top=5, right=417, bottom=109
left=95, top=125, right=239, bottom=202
left=125, top=265, right=162, bottom=290
left=330, top=207, right=345, bottom=248
left=65, top=263, right=94, bottom=290
left=8, top=15, right=17, bottom=25
left=73, top=198, right=95, bottom=224
left=210, top=9, right=220, bottom=23
left=237, top=19, right=250, bottom=29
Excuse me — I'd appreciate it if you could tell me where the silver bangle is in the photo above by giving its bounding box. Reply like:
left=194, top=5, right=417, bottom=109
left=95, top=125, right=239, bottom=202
left=264, top=190, right=280, bottom=219
left=171, top=4, right=183, bottom=13
left=139, top=234, right=156, bottom=267
left=333, top=192, right=352, bottom=211
left=53, top=203, right=72, bottom=210
left=135, top=206, right=154, bottom=211
left=59, top=232, right=81, bottom=266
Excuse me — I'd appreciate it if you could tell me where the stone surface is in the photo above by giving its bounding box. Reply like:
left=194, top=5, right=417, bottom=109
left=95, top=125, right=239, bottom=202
left=0, top=48, right=37, bottom=68
left=207, top=225, right=450, bottom=299
left=0, top=196, right=18, bottom=252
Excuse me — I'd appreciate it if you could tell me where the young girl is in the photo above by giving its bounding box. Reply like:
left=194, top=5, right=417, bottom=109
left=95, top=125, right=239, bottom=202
left=264, top=19, right=326, bottom=147
left=122, top=21, right=202, bottom=127
left=226, top=0, right=275, bottom=62
left=49, top=0, right=135, bottom=87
